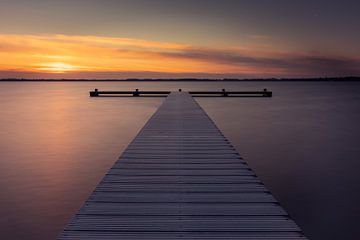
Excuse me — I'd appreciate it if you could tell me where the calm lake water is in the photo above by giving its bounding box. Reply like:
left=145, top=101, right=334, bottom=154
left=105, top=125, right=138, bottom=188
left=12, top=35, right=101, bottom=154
left=0, top=81, right=359, bottom=239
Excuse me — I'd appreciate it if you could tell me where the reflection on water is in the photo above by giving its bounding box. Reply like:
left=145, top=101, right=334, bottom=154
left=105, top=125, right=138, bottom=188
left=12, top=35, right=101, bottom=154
left=0, top=81, right=359, bottom=239
left=0, top=82, right=163, bottom=239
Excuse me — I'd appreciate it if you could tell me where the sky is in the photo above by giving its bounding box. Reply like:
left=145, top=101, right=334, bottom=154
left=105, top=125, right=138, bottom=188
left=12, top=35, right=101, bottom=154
left=0, top=0, right=359, bottom=79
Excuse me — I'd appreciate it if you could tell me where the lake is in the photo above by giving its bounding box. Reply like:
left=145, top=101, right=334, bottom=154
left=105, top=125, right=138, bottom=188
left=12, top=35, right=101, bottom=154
left=0, top=81, right=359, bottom=239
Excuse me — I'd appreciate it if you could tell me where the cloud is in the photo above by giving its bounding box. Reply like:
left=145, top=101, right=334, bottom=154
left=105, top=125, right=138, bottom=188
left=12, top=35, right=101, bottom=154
left=0, top=70, right=254, bottom=80
left=248, top=34, right=271, bottom=41
left=159, top=47, right=360, bottom=76
left=0, top=34, right=359, bottom=78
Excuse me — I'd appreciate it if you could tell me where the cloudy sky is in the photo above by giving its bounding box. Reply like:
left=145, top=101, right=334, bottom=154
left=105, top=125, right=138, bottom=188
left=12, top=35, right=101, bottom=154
left=0, top=0, right=359, bottom=78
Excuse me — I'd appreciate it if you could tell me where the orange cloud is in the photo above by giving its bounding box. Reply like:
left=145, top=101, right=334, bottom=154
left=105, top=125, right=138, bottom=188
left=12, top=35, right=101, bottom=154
left=0, top=34, right=192, bottom=73
left=0, top=34, right=270, bottom=75
left=0, top=34, right=359, bottom=78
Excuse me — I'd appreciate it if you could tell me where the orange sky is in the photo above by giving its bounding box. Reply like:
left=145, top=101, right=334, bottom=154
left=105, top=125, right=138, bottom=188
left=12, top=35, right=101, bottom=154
left=0, top=34, right=359, bottom=79
left=0, top=34, right=269, bottom=75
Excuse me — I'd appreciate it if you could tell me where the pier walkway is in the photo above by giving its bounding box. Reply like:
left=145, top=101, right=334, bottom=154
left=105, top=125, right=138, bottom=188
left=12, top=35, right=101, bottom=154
left=59, top=92, right=307, bottom=239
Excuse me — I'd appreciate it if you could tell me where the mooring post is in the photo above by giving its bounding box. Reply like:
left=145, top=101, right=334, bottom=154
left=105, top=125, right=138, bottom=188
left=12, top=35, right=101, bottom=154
left=90, top=88, right=99, bottom=97
left=222, top=89, right=228, bottom=97
left=263, top=88, right=272, bottom=97
left=133, top=89, right=140, bottom=97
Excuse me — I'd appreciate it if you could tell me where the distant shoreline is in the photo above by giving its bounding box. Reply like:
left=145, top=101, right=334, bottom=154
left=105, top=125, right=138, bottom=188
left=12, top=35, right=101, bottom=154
left=0, top=77, right=359, bottom=82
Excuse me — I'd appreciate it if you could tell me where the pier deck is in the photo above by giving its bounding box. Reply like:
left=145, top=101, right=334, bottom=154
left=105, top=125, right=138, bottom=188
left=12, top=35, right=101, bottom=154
left=59, top=92, right=306, bottom=239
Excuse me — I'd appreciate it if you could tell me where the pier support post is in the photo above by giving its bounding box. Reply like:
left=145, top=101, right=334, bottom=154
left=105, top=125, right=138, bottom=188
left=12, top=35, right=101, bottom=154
left=133, top=89, right=140, bottom=97
left=263, top=88, right=272, bottom=97
left=90, top=89, right=99, bottom=97
left=222, top=89, right=228, bottom=97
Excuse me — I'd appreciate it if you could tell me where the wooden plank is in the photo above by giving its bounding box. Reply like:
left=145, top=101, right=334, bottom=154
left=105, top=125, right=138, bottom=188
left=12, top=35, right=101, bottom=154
left=66, top=216, right=299, bottom=231
left=94, top=183, right=268, bottom=193
left=118, top=159, right=247, bottom=164
left=58, top=92, right=306, bottom=239
left=77, top=202, right=286, bottom=216
left=112, top=163, right=249, bottom=169
left=88, top=192, right=276, bottom=203
left=101, top=175, right=261, bottom=184
left=106, top=169, right=254, bottom=176
left=60, top=232, right=304, bottom=240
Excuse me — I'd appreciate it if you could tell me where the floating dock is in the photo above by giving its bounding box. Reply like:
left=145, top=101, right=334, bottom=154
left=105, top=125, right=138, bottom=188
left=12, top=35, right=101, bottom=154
left=59, top=91, right=306, bottom=240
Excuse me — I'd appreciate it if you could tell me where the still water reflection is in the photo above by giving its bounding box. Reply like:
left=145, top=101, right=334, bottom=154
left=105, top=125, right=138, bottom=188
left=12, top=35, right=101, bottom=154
left=0, top=81, right=359, bottom=239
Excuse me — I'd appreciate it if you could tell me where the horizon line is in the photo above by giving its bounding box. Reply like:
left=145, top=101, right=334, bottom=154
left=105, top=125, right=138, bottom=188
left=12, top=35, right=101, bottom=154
left=1, top=76, right=359, bottom=82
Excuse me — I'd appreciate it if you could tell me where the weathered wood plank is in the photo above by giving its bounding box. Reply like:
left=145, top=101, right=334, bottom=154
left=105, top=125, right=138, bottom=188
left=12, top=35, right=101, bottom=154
left=78, top=202, right=287, bottom=216
left=88, top=192, right=276, bottom=203
left=101, top=175, right=260, bottom=184
left=66, top=216, right=299, bottom=231
left=60, top=232, right=304, bottom=240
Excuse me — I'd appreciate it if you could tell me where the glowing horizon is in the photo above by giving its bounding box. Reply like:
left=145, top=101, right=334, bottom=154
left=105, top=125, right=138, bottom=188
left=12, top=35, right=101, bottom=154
left=0, top=33, right=359, bottom=79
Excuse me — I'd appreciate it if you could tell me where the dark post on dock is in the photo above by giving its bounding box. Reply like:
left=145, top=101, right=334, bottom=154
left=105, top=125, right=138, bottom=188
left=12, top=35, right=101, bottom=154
left=59, top=91, right=307, bottom=240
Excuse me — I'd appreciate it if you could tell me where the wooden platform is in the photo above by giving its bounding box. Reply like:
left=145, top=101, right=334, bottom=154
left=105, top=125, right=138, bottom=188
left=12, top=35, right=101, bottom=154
left=59, top=92, right=306, bottom=239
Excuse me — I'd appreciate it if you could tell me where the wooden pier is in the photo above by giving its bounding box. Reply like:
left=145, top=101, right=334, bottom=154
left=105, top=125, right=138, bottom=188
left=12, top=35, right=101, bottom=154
left=59, top=92, right=306, bottom=239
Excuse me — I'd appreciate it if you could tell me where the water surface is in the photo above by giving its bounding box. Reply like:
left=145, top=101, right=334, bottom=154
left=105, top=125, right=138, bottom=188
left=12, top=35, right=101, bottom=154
left=0, top=81, right=359, bottom=239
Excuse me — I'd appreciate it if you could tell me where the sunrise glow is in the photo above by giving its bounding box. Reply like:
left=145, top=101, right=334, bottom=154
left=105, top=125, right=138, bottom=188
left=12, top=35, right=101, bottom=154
left=36, top=62, right=81, bottom=73
left=0, top=34, right=255, bottom=75
left=1, top=33, right=358, bottom=79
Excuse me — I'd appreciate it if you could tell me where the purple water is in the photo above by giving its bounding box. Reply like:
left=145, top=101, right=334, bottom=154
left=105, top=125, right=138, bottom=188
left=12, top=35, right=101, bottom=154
left=0, top=81, right=359, bottom=239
